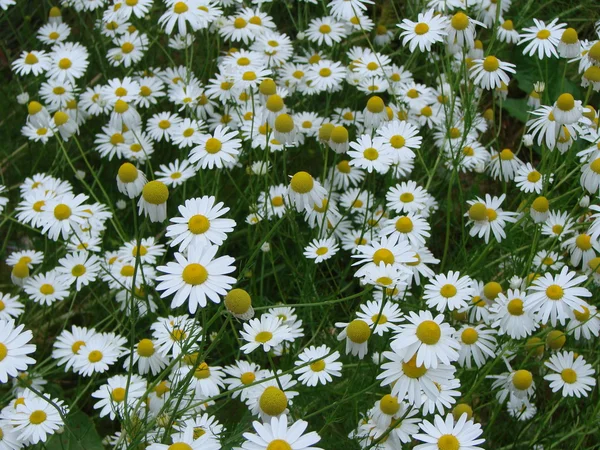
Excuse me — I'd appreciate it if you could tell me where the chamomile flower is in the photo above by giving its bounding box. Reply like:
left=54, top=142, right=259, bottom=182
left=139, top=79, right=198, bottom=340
left=294, top=345, right=342, bottom=386
left=303, top=237, right=339, bottom=263
left=561, top=232, right=600, bottom=268
left=138, top=180, right=169, bottom=222
left=245, top=372, right=299, bottom=420
left=241, top=414, right=322, bottom=450
left=91, top=374, right=146, bottom=420
left=489, top=289, right=539, bottom=339
left=11, top=391, right=67, bottom=445
left=542, top=210, right=574, bottom=239
left=190, top=126, right=241, bottom=170
left=166, top=196, right=236, bottom=251
left=465, top=194, right=518, bottom=243
left=156, top=244, right=236, bottom=314
left=0, top=319, right=36, bottom=383
left=489, top=148, right=523, bottom=181
left=469, top=56, right=516, bottom=90
left=386, top=181, right=429, bottom=214
left=40, top=193, right=90, bottom=241
left=306, top=16, right=347, bottom=47
left=525, top=267, right=591, bottom=326
left=47, top=42, right=89, bottom=83
left=544, top=351, right=596, bottom=397
left=566, top=302, right=600, bottom=340
left=240, top=315, right=291, bottom=354
left=455, top=325, right=497, bottom=369
left=391, top=310, right=460, bottom=368
left=336, top=319, right=371, bottom=359
left=348, top=134, right=393, bottom=174
left=171, top=361, right=225, bottom=398
left=424, top=271, right=474, bottom=312
left=398, top=9, right=448, bottom=52
left=122, top=338, right=168, bottom=376
left=73, top=332, right=126, bottom=377
left=287, top=171, right=327, bottom=212
left=356, top=299, right=403, bottom=335
left=24, top=271, right=71, bottom=306
left=515, top=163, right=551, bottom=193
left=519, top=18, right=566, bottom=59
left=12, top=50, right=51, bottom=76
left=223, top=361, right=266, bottom=400
left=413, top=414, right=484, bottom=450
left=56, top=251, right=101, bottom=292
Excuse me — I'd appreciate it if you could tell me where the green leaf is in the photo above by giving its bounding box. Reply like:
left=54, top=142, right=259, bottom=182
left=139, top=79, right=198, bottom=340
left=502, top=98, right=531, bottom=123
left=46, top=411, right=104, bottom=450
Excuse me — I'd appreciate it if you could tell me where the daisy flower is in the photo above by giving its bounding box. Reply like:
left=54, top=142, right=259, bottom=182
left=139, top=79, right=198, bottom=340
left=287, top=171, right=327, bottom=212
left=356, top=299, right=403, bottom=335
left=306, top=16, right=347, bottom=47
left=469, top=55, right=516, bottom=90
left=73, top=332, right=126, bottom=377
left=11, top=391, right=67, bottom=445
left=12, top=50, right=51, bottom=76
left=561, top=232, right=600, bottom=269
left=5, top=250, right=44, bottom=269
left=303, top=237, right=339, bottom=263
left=414, top=414, right=484, bottom=450
left=391, top=310, right=460, bottom=369
left=386, top=181, right=429, bottom=214
left=240, top=315, right=291, bottom=354
left=122, top=338, right=168, bottom=376
left=306, top=59, right=346, bottom=92
left=190, top=125, right=242, bottom=170
left=171, top=361, right=225, bottom=398
left=515, top=163, right=551, bottom=193
left=0, top=319, right=36, bottom=383
left=566, top=302, right=600, bottom=340
left=241, top=414, right=322, bottom=450
left=376, top=120, right=421, bottom=163
left=166, top=196, right=236, bottom=251
left=91, top=374, right=146, bottom=420
left=0, top=292, right=23, bottom=320
left=294, top=345, right=342, bottom=386
left=147, top=422, right=221, bottom=450
left=377, top=350, right=456, bottom=406
left=544, top=351, right=596, bottom=398
left=245, top=372, right=299, bottom=420
left=352, top=234, right=416, bottom=278
left=525, top=267, right=591, bottom=326
left=398, top=9, right=448, bottom=52
left=51, top=325, right=95, bottom=371
left=336, top=319, right=371, bottom=359
left=348, top=134, right=393, bottom=174
left=488, top=148, right=523, bottom=181
left=455, top=325, right=497, bottom=369
left=489, top=289, right=538, bottom=339
left=156, top=244, right=236, bottom=314
left=423, top=271, right=474, bottom=312
left=465, top=194, right=518, bottom=243
left=158, top=0, right=203, bottom=36
left=56, top=251, right=101, bottom=292
left=147, top=111, right=182, bottom=142
left=138, top=180, right=169, bottom=223
left=47, top=42, right=89, bottom=83
left=223, top=361, right=266, bottom=400
left=497, top=19, right=520, bottom=44
left=24, top=271, right=71, bottom=306
left=542, top=210, right=574, bottom=239
left=40, top=193, right=90, bottom=241
left=519, top=18, right=566, bottom=59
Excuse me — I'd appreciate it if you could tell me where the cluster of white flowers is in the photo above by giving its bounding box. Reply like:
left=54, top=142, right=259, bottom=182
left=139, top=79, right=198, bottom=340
left=1, top=0, right=600, bottom=448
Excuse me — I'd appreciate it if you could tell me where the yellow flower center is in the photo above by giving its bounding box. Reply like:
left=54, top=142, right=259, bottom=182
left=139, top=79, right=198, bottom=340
left=366, top=96, right=385, bottom=113
left=574, top=306, right=590, bottom=321
left=54, top=203, right=71, bottom=220
left=29, top=410, right=47, bottom=425
left=182, top=263, right=208, bottom=285
left=346, top=319, right=371, bottom=343
left=173, top=2, right=188, bottom=14
left=88, top=350, right=103, bottom=363
left=556, top=93, right=575, bottom=111
left=416, top=320, right=441, bottom=345
left=319, top=24, right=331, bottom=34
left=537, top=29, right=551, bottom=39
left=561, top=368, right=577, bottom=384
left=111, top=387, right=126, bottom=402
left=168, top=444, right=192, bottom=450
left=137, top=339, right=155, bottom=357
left=414, top=23, right=429, bottom=35
left=290, top=171, right=314, bottom=194
left=71, top=264, right=86, bottom=277
left=120, top=265, right=135, bottom=277
left=266, top=440, right=292, bottom=450
left=12, top=262, right=29, bottom=279
left=451, top=12, right=469, bottom=30
left=373, top=248, right=394, bottom=265
left=241, top=372, right=256, bottom=385
left=461, top=327, right=478, bottom=344
left=507, top=299, right=524, bottom=316
left=402, top=355, right=427, bottom=378
left=576, top=234, right=592, bottom=250
left=400, top=192, right=414, bottom=203
left=142, top=181, right=169, bottom=205
left=438, top=434, right=460, bottom=450
left=0, top=343, right=7, bottom=361
left=188, top=214, right=210, bottom=234
left=483, top=56, right=500, bottom=72
left=121, top=42, right=134, bottom=54
left=379, top=394, right=400, bottom=415
left=205, top=139, right=222, bottom=154
left=512, top=370, right=533, bottom=390
left=259, top=386, right=287, bottom=416
left=500, top=148, right=514, bottom=160
left=58, top=58, right=72, bottom=69
left=310, top=359, right=326, bottom=372
left=363, top=147, right=379, bottom=161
